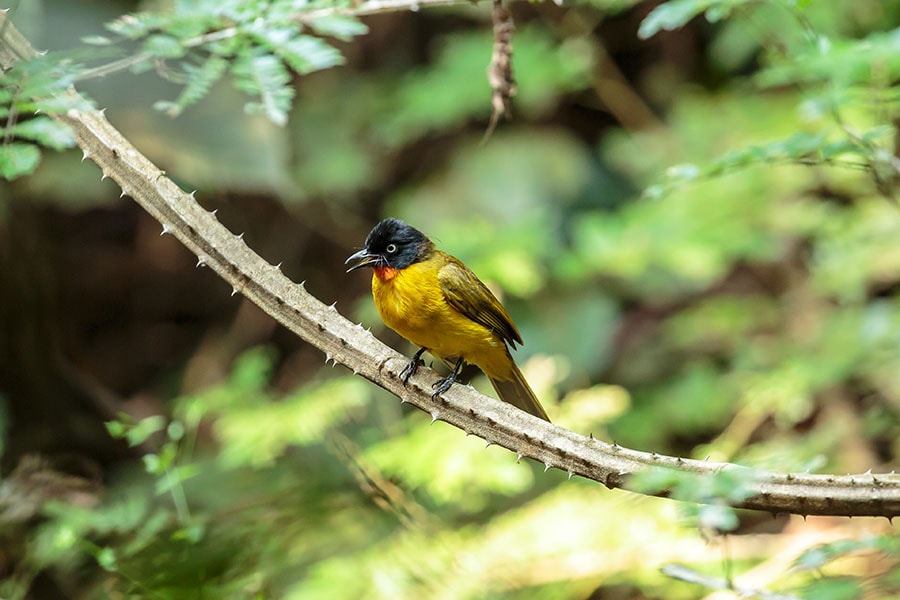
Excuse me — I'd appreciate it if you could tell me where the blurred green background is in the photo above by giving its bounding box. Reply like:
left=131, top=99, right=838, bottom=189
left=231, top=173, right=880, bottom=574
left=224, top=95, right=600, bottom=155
left=1, top=0, right=900, bottom=598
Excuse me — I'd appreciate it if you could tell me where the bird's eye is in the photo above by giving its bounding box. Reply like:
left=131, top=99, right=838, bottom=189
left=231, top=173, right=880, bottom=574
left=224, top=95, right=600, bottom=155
left=386, top=243, right=398, bottom=254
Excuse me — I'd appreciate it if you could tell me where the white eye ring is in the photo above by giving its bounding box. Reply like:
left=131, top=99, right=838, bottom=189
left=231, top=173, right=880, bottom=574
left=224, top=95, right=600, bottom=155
left=386, top=243, right=398, bottom=253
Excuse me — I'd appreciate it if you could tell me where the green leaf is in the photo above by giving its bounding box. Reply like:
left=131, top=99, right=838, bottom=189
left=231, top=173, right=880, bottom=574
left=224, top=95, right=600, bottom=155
left=33, top=93, right=95, bottom=115
left=126, top=415, right=167, bottom=447
left=758, top=28, right=900, bottom=88
left=105, top=420, right=127, bottom=439
left=628, top=466, right=683, bottom=494
left=639, top=0, right=712, bottom=39
left=214, top=378, right=369, bottom=468
left=258, top=30, right=344, bottom=75
left=142, top=453, right=161, bottom=475
left=143, top=34, right=187, bottom=59
left=697, top=504, right=739, bottom=532
left=231, top=49, right=294, bottom=125
left=170, top=523, right=204, bottom=544
left=794, top=537, right=890, bottom=571
left=105, top=12, right=169, bottom=39
left=155, top=442, right=177, bottom=471
left=155, top=464, right=200, bottom=495
left=306, top=16, right=369, bottom=41
left=95, top=547, right=117, bottom=572
left=167, top=420, right=185, bottom=441
left=797, top=577, right=863, bottom=600
left=156, top=55, right=229, bottom=116
left=638, top=0, right=756, bottom=39
left=0, top=143, right=41, bottom=179
left=11, top=117, right=75, bottom=151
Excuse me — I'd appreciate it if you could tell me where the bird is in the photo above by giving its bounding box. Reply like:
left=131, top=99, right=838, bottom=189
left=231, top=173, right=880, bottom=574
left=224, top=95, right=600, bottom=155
left=345, top=217, right=550, bottom=421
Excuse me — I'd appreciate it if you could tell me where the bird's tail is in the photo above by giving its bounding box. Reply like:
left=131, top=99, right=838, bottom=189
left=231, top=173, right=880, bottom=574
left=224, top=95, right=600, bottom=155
left=489, top=361, right=551, bottom=422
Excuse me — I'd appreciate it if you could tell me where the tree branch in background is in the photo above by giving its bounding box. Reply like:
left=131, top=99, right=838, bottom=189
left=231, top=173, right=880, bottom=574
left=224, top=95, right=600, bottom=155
left=483, top=0, right=516, bottom=142
left=295, top=0, right=469, bottom=23
left=2, top=11, right=900, bottom=519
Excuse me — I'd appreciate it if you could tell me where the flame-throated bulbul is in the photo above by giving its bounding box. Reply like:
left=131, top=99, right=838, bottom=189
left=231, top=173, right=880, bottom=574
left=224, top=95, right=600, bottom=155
left=346, top=218, right=550, bottom=421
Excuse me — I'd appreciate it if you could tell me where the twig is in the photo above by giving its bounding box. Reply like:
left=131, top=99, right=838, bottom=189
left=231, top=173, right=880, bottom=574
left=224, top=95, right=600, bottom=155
left=662, top=564, right=800, bottom=600
left=482, top=0, right=515, bottom=143
left=295, top=0, right=472, bottom=23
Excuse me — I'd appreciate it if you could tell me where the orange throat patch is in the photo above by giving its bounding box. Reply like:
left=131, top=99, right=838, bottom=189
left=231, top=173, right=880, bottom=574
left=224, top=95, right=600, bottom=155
left=374, top=266, right=399, bottom=281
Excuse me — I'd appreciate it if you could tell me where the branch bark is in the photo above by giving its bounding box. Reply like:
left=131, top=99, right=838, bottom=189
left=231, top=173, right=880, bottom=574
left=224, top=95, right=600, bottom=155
left=2, top=10, right=899, bottom=518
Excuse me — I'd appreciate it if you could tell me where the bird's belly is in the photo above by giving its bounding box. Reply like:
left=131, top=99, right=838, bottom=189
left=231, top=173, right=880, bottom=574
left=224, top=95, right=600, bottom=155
left=371, top=267, right=510, bottom=377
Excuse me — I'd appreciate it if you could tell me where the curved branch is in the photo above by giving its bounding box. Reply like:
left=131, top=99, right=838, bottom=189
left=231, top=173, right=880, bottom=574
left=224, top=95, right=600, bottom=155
left=2, top=11, right=899, bottom=518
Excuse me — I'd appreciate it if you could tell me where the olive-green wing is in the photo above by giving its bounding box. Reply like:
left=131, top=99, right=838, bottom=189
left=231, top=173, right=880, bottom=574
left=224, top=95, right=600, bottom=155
left=437, top=256, right=523, bottom=347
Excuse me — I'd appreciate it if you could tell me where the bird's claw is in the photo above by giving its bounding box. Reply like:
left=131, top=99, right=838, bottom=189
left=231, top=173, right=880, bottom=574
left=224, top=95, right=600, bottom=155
left=431, top=357, right=464, bottom=398
left=399, top=357, right=422, bottom=384
left=431, top=374, right=455, bottom=398
left=400, top=348, right=428, bottom=385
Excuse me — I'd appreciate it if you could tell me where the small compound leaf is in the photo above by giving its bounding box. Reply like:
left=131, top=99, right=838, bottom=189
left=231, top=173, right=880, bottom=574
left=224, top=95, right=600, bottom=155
left=306, top=16, right=369, bottom=41
left=12, top=117, right=76, bottom=151
left=0, top=143, right=41, bottom=180
left=231, top=48, right=294, bottom=125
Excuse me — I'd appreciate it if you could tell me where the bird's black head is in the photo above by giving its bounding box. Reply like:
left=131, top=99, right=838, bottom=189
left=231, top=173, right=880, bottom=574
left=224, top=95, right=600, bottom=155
left=345, top=218, right=433, bottom=272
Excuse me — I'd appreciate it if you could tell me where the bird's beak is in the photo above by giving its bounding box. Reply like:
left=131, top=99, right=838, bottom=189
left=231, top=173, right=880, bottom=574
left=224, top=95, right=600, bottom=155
left=345, top=248, right=380, bottom=273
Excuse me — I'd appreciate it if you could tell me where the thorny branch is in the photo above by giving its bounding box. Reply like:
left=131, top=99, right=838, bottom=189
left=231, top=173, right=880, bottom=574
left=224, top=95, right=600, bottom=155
left=2, top=10, right=900, bottom=519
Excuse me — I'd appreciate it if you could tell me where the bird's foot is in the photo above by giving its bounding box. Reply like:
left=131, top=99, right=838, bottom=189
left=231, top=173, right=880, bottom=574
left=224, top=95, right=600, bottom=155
left=431, top=357, right=464, bottom=398
left=431, top=374, right=457, bottom=398
left=400, top=348, right=427, bottom=385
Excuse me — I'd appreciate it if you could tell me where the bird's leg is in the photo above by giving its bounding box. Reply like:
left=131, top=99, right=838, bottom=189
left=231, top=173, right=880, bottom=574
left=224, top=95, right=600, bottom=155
left=399, top=347, right=428, bottom=384
left=432, top=357, right=465, bottom=398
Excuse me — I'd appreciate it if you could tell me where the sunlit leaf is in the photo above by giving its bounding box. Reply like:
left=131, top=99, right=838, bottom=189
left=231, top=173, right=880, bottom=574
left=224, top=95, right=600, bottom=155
left=639, top=0, right=757, bottom=39
left=232, top=48, right=294, bottom=125
left=306, top=16, right=369, bottom=41
left=11, top=117, right=76, bottom=151
left=0, top=143, right=41, bottom=179
left=142, top=34, right=187, bottom=59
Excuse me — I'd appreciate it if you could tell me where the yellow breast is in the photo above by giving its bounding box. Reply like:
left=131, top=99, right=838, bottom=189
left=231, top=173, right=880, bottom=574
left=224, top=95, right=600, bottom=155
left=371, top=259, right=512, bottom=378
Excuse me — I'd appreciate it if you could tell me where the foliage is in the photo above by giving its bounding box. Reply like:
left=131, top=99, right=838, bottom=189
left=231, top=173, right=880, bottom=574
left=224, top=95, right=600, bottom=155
left=82, top=1, right=366, bottom=125
left=630, top=466, right=758, bottom=533
left=638, top=0, right=760, bottom=40
left=0, top=53, right=86, bottom=179
left=2, top=0, right=900, bottom=598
